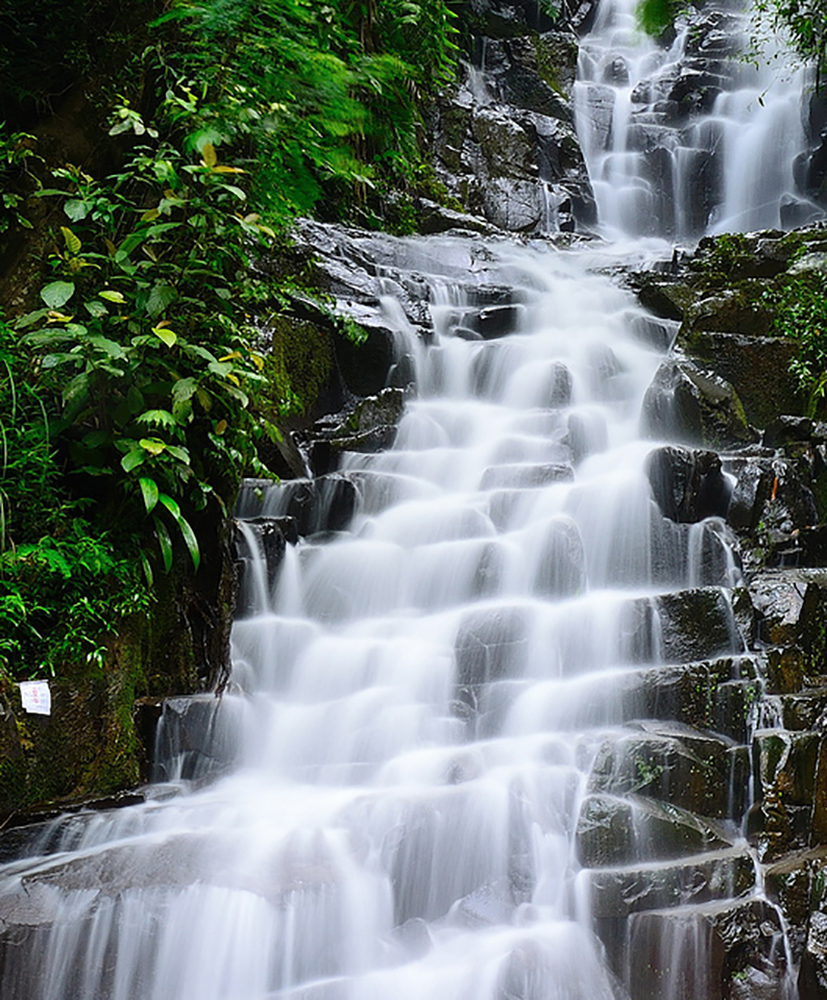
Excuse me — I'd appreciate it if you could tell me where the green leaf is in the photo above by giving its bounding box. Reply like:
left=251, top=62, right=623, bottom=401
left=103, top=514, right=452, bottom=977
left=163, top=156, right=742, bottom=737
left=138, top=477, right=160, bottom=513
left=146, top=283, right=177, bottom=317
left=152, top=325, right=177, bottom=347
left=41, top=281, right=76, bottom=309
left=172, top=377, right=198, bottom=403
left=85, top=299, right=108, bottom=319
left=64, top=199, right=89, bottom=222
left=153, top=515, right=173, bottom=572
left=121, top=449, right=146, bottom=472
left=61, top=227, right=82, bottom=254
left=165, top=445, right=191, bottom=464
left=140, top=552, right=154, bottom=588
left=139, top=438, right=167, bottom=456
left=159, top=494, right=200, bottom=571
left=99, top=290, right=125, bottom=304
left=136, top=409, right=177, bottom=429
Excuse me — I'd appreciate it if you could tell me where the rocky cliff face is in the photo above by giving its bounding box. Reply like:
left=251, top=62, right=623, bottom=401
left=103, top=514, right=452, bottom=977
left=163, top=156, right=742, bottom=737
left=422, top=0, right=597, bottom=234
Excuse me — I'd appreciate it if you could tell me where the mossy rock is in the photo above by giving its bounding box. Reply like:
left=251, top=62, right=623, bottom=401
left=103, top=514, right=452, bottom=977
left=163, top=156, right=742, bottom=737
left=262, top=315, right=335, bottom=419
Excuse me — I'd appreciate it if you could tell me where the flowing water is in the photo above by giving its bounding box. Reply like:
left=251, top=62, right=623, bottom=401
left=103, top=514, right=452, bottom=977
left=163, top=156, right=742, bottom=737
left=575, top=0, right=818, bottom=237
left=0, top=2, right=820, bottom=998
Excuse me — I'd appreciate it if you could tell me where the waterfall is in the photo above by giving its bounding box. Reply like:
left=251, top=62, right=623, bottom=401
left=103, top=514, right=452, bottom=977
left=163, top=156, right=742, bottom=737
left=574, top=0, right=820, bottom=237
left=0, top=2, right=819, bottom=997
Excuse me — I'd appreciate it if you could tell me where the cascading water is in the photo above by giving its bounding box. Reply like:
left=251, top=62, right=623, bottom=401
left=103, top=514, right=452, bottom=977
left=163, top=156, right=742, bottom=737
left=574, top=0, right=819, bottom=238
left=0, top=2, right=819, bottom=997
left=0, top=237, right=782, bottom=999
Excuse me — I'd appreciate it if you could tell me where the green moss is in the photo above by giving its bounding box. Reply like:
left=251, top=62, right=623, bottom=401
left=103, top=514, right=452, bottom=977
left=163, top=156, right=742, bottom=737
left=262, top=315, right=334, bottom=419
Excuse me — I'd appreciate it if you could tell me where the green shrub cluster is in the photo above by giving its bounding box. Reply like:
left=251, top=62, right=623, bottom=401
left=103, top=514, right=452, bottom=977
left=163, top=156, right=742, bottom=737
left=0, top=0, right=460, bottom=682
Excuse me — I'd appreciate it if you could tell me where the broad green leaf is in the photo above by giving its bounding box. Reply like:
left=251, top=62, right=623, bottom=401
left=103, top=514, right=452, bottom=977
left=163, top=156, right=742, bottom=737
left=153, top=515, right=173, bottom=572
left=121, top=449, right=146, bottom=472
left=41, top=281, right=75, bottom=310
left=152, top=325, right=177, bottom=347
left=172, top=377, right=198, bottom=403
left=158, top=493, right=182, bottom=519
left=176, top=514, right=200, bottom=572
left=61, top=227, right=82, bottom=254
left=138, top=477, right=160, bottom=513
left=146, top=283, right=177, bottom=318
left=139, top=438, right=166, bottom=456
left=172, top=397, right=193, bottom=424
left=99, top=290, right=125, bottom=304
left=140, top=551, right=154, bottom=587
left=85, top=299, right=108, bottom=319
left=165, top=445, right=191, bottom=464
left=64, top=199, right=89, bottom=222
left=87, top=335, right=126, bottom=359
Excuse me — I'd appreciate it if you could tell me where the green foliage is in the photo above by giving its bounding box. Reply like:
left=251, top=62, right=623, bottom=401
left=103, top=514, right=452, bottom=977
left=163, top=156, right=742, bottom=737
left=752, top=0, right=827, bottom=82
left=0, top=319, right=148, bottom=680
left=18, top=131, right=272, bottom=574
left=0, top=0, right=461, bottom=690
left=635, top=0, right=676, bottom=36
left=0, top=127, right=39, bottom=237
left=769, top=274, right=827, bottom=413
left=693, top=234, right=753, bottom=281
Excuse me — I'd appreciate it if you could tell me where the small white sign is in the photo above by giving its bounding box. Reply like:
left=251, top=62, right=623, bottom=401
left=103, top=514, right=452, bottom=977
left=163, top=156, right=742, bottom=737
left=19, top=680, right=52, bottom=716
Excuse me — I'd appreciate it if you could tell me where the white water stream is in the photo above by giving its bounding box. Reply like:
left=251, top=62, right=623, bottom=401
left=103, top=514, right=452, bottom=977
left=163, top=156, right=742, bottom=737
left=575, top=0, right=817, bottom=237
left=0, top=2, right=819, bottom=997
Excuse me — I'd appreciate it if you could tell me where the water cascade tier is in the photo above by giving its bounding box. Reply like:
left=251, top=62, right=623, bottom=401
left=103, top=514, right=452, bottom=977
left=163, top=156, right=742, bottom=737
left=0, top=236, right=790, bottom=999
left=575, top=0, right=820, bottom=237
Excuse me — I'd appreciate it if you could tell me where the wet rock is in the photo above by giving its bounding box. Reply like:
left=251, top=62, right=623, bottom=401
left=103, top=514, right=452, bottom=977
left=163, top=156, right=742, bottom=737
left=576, top=792, right=732, bottom=868
left=800, top=905, right=827, bottom=999
left=628, top=898, right=787, bottom=1000
left=472, top=107, right=538, bottom=180
left=588, top=723, right=748, bottom=820
left=482, top=177, right=545, bottom=231
left=587, top=848, right=755, bottom=918
left=455, top=605, right=532, bottom=691
left=627, top=311, right=678, bottom=352
left=727, top=456, right=817, bottom=538
left=748, top=571, right=827, bottom=675
left=462, top=303, right=526, bottom=339
left=532, top=516, right=586, bottom=597
left=641, top=359, right=757, bottom=450
left=635, top=279, right=695, bottom=321
left=754, top=728, right=821, bottom=807
left=645, top=445, right=731, bottom=523
left=566, top=410, right=609, bottom=463
left=265, top=474, right=359, bottom=536
left=418, top=200, right=498, bottom=236
left=481, top=463, right=573, bottom=489
left=655, top=588, right=743, bottom=663
left=154, top=695, right=240, bottom=782
left=680, top=331, right=804, bottom=427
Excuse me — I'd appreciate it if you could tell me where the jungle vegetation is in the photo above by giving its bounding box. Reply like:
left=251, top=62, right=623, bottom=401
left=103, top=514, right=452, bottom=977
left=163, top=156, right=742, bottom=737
left=0, top=0, right=459, bottom=683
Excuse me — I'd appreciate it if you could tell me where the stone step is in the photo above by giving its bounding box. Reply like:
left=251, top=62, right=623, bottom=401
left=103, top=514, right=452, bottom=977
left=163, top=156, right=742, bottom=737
left=588, top=722, right=749, bottom=821
left=584, top=847, right=755, bottom=919
left=625, top=897, right=787, bottom=1000
left=576, top=792, right=735, bottom=869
